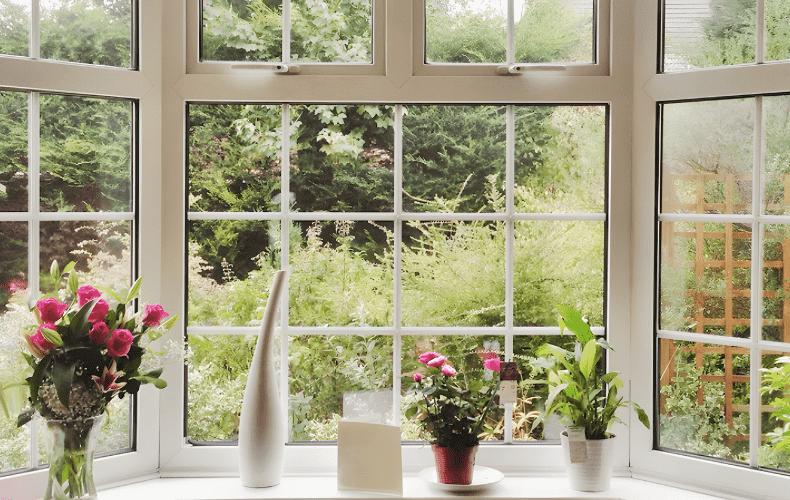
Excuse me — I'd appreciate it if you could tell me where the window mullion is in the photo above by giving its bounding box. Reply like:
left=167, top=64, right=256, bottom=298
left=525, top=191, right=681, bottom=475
left=31, top=0, right=40, bottom=59
left=506, top=0, right=515, bottom=65
left=283, top=0, right=291, bottom=63
left=281, top=104, right=291, bottom=440
left=756, top=0, right=765, bottom=64
left=393, top=104, right=404, bottom=427
left=504, top=104, right=515, bottom=444
left=27, top=91, right=41, bottom=468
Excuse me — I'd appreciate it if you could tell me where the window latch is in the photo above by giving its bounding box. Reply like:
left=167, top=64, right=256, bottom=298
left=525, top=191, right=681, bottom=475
left=496, top=64, right=567, bottom=75
left=230, top=64, right=301, bottom=74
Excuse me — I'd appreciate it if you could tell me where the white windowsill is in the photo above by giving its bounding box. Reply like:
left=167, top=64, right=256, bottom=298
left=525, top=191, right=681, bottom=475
left=99, top=475, right=733, bottom=500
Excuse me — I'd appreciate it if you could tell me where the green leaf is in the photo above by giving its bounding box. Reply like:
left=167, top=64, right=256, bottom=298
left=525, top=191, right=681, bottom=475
left=62, top=261, right=76, bottom=275
left=28, top=354, right=52, bottom=410
left=125, top=276, right=143, bottom=304
left=40, top=327, right=64, bottom=347
left=159, top=314, right=179, bottom=332
left=132, top=375, right=167, bottom=389
left=17, top=407, right=34, bottom=428
left=579, top=339, right=598, bottom=380
left=70, top=299, right=97, bottom=339
left=53, top=359, right=77, bottom=408
left=96, top=286, right=124, bottom=304
left=556, top=304, right=594, bottom=344
left=634, top=404, right=651, bottom=429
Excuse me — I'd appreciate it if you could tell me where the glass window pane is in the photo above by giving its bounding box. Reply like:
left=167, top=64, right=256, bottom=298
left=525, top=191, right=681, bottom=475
left=763, top=95, right=790, bottom=215
left=664, top=0, right=756, bottom=71
left=290, top=105, right=394, bottom=213
left=0, top=91, right=27, bottom=212
left=188, top=219, right=281, bottom=327
left=40, top=0, right=132, bottom=68
left=763, top=224, right=790, bottom=342
left=660, top=221, right=752, bottom=337
left=661, top=99, right=754, bottom=215
left=291, top=335, right=392, bottom=441
left=425, top=0, right=505, bottom=64
left=403, top=105, right=505, bottom=214
left=765, top=0, right=790, bottom=63
left=402, top=335, right=504, bottom=441
left=659, top=339, right=750, bottom=462
left=0, top=0, right=29, bottom=57
left=188, top=104, right=282, bottom=213
left=515, top=106, right=605, bottom=214
left=291, top=0, right=372, bottom=63
left=289, top=220, right=393, bottom=327
left=202, top=0, right=283, bottom=62
left=402, top=220, right=504, bottom=327
left=40, top=94, right=132, bottom=213
left=760, top=352, right=790, bottom=472
left=515, top=0, right=593, bottom=64
left=0, top=222, right=27, bottom=308
left=515, top=221, right=604, bottom=327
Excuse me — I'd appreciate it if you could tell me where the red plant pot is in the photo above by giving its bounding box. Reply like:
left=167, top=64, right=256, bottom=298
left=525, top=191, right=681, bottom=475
left=431, top=444, right=478, bottom=485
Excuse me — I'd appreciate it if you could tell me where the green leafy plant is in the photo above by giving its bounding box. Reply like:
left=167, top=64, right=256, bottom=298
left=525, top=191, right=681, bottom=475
left=530, top=304, right=650, bottom=439
left=404, top=351, right=502, bottom=448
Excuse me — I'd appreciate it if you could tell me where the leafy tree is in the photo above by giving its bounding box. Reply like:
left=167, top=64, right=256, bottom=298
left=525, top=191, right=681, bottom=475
left=0, top=0, right=28, bottom=57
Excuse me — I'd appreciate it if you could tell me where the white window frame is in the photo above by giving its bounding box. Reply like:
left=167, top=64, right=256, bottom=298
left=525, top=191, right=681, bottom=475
left=159, top=0, right=633, bottom=477
left=185, top=0, right=386, bottom=75
left=632, top=1, right=790, bottom=499
left=413, top=0, right=610, bottom=77
left=0, top=2, right=164, bottom=498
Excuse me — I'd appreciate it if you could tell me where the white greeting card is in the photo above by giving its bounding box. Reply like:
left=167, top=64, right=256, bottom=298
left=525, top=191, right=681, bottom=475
left=337, top=420, right=403, bottom=495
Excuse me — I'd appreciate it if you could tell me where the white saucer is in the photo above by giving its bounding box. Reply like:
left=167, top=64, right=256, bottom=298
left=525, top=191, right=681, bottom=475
left=419, top=465, right=504, bottom=492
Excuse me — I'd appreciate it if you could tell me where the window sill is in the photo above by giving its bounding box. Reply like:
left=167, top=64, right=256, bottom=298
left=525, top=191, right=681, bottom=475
left=99, top=475, right=732, bottom=500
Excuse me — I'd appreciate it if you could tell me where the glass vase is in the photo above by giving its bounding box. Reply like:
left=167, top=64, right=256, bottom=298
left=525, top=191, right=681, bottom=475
left=43, top=414, right=105, bottom=500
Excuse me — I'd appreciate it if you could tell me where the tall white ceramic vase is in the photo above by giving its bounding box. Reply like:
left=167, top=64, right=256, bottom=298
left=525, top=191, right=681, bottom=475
left=239, top=270, right=287, bottom=487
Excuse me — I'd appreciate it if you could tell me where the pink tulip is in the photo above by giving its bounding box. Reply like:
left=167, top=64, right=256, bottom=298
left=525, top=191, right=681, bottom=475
left=427, top=355, right=447, bottom=368
left=418, top=351, right=441, bottom=364
left=441, top=364, right=456, bottom=377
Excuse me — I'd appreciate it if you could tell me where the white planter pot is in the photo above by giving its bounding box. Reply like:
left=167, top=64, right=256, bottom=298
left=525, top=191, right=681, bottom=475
left=560, top=430, right=616, bottom=492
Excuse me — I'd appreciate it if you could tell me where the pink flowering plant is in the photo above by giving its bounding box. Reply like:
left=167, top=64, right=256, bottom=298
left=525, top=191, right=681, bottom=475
left=16, top=261, right=178, bottom=426
left=405, top=351, right=502, bottom=449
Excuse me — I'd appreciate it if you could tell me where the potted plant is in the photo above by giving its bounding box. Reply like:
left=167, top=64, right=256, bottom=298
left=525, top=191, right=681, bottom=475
left=405, top=351, right=502, bottom=485
left=530, top=304, right=650, bottom=492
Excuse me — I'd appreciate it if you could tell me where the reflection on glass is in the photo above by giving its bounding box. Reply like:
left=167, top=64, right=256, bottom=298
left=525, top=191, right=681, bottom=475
left=0, top=0, right=29, bottom=57
left=515, top=106, right=605, bottom=213
left=291, top=0, right=372, bottom=63
left=402, top=335, right=504, bottom=441
left=661, top=99, right=754, bottom=215
left=40, top=0, right=132, bottom=67
left=515, top=221, right=603, bottom=327
left=290, top=105, right=394, bottom=212
left=403, top=105, right=505, bottom=213
left=40, top=94, right=132, bottom=213
left=402, top=220, right=504, bottom=327
left=188, top=104, right=282, bottom=213
left=515, top=0, right=593, bottom=64
left=96, top=396, right=131, bottom=454
left=425, top=0, right=505, bottom=64
left=659, top=339, right=750, bottom=461
left=663, top=0, right=755, bottom=71
left=188, top=219, right=281, bottom=327
left=289, top=220, right=393, bottom=327
left=291, top=335, right=392, bottom=441
left=765, top=0, right=790, bottom=63
left=202, top=0, right=283, bottom=62
left=0, top=221, right=27, bottom=313
left=39, top=220, right=131, bottom=296
left=660, top=221, right=751, bottom=337
left=0, top=91, right=28, bottom=212
left=187, top=334, right=268, bottom=442
left=763, top=225, right=790, bottom=342
left=760, top=353, right=790, bottom=471
left=763, top=95, right=790, bottom=215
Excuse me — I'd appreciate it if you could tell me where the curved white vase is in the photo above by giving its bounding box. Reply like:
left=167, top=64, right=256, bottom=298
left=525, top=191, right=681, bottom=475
left=238, top=270, right=287, bottom=487
left=560, top=430, right=616, bottom=492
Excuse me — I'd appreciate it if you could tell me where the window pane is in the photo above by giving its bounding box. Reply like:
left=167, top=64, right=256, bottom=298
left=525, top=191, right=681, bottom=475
left=659, top=339, right=750, bottom=462
left=0, top=91, right=27, bottom=212
left=425, top=0, right=505, bottom=64
left=188, top=219, right=281, bottom=327
left=765, top=0, right=790, bottom=63
left=40, top=0, right=132, bottom=68
left=0, top=0, right=29, bottom=57
left=403, top=105, right=505, bottom=214
left=659, top=221, right=752, bottom=337
left=515, top=106, right=606, bottom=214
left=763, top=224, right=790, bottom=342
left=40, top=94, right=132, bottom=213
left=661, top=99, right=754, bottom=215
left=291, top=335, right=392, bottom=441
left=664, top=0, right=755, bottom=71
left=515, top=0, right=593, bottom=64
left=402, top=220, right=504, bottom=327
left=291, top=0, right=372, bottom=63
left=515, top=221, right=604, bottom=327
left=187, top=333, right=269, bottom=442
left=202, top=0, right=283, bottom=62
left=290, top=105, right=394, bottom=213
left=188, top=104, right=282, bottom=213
left=763, top=95, right=790, bottom=215
left=760, top=353, right=790, bottom=471
left=0, top=221, right=26, bottom=308
left=289, top=220, right=393, bottom=327
left=402, top=335, right=504, bottom=441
